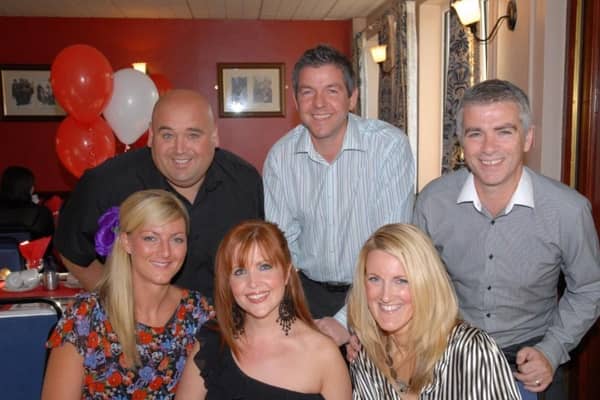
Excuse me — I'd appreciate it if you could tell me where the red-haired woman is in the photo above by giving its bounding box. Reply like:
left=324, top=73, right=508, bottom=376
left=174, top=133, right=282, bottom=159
left=177, top=220, right=351, bottom=399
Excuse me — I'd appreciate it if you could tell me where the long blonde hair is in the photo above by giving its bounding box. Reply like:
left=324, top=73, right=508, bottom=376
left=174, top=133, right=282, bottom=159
left=347, top=224, right=459, bottom=392
left=96, top=189, right=189, bottom=368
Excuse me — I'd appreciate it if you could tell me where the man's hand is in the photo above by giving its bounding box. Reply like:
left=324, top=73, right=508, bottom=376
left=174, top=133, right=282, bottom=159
left=345, top=334, right=362, bottom=363
left=315, top=317, right=349, bottom=346
left=513, top=346, right=554, bottom=392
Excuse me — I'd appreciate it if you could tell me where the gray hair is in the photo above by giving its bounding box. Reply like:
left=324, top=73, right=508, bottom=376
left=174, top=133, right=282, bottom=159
left=292, top=44, right=356, bottom=97
left=455, top=79, right=532, bottom=141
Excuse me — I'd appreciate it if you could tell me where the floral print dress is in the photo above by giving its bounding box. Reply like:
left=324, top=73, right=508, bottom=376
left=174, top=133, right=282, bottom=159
left=47, top=290, right=212, bottom=399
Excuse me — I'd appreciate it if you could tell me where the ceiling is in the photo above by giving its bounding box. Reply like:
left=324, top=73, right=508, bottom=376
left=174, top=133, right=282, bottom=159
left=0, top=0, right=389, bottom=20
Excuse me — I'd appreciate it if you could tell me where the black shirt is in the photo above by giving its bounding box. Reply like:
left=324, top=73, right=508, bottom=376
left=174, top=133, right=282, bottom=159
left=194, top=322, right=325, bottom=399
left=54, top=147, right=264, bottom=296
left=0, top=199, right=54, bottom=240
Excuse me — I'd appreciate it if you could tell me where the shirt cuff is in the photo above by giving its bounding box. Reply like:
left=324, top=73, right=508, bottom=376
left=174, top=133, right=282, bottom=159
left=534, top=334, right=570, bottom=372
left=333, top=304, right=348, bottom=328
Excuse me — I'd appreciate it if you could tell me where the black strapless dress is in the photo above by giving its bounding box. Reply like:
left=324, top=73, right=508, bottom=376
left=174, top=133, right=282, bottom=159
left=194, top=322, right=325, bottom=400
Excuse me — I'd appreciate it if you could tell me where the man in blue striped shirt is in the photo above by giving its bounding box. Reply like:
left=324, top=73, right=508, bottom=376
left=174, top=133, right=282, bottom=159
left=264, top=45, right=415, bottom=345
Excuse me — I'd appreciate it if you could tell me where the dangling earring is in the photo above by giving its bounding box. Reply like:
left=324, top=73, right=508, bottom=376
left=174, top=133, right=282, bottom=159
left=232, top=303, right=245, bottom=337
left=277, top=288, right=296, bottom=335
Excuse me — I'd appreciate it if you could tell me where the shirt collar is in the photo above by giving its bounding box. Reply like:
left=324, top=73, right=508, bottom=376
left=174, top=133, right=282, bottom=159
left=140, top=147, right=224, bottom=205
left=457, top=168, right=534, bottom=213
left=294, top=113, right=366, bottom=161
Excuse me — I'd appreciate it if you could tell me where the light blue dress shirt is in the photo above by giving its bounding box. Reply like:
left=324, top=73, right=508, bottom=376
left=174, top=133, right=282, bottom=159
left=264, top=113, right=415, bottom=321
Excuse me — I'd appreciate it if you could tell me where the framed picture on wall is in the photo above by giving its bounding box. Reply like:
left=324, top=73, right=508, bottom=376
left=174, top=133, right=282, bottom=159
left=0, top=64, right=66, bottom=121
left=217, top=63, right=285, bottom=118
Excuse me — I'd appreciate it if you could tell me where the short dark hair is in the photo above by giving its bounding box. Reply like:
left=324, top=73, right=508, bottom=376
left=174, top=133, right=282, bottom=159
left=292, top=44, right=356, bottom=97
left=456, top=79, right=532, bottom=141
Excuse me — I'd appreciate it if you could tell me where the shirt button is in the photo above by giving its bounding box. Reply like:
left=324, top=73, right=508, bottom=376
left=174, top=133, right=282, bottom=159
left=491, top=220, right=495, bottom=225
left=488, top=254, right=493, bottom=260
left=486, top=313, right=491, bottom=318
left=487, top=286, right=492, bottom=290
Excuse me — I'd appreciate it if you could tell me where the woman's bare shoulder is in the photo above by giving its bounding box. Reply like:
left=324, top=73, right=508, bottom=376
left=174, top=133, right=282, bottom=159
left=293, top=322, right=343, bottom=360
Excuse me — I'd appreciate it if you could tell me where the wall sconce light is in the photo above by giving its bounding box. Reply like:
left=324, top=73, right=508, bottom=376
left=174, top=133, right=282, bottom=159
left=132, top=62, right=147, bottom=74
left=452, top=0, right=517, bottom=43
left=369, top=44, right=397, bottom=73
left=370, top=45, right=387, bottom=64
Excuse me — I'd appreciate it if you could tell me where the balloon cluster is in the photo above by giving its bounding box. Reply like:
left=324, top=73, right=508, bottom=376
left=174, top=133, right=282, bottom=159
left=51, top=45, right=170, bottom=177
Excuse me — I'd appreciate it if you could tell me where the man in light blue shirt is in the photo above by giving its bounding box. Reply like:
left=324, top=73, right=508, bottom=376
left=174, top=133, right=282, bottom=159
left=264, top=45, right=415, bottom=345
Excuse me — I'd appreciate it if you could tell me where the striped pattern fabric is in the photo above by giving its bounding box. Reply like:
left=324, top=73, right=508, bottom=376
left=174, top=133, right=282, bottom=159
left=264, top=113, right=415, bottom=284
left=351, top=322, right=521, bottom=400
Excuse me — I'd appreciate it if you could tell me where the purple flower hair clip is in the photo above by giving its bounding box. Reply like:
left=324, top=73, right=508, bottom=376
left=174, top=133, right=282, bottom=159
left=95, top=206, right=120, bottom=256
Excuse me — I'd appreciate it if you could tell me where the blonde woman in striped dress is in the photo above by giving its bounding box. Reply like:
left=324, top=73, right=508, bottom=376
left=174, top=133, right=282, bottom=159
left=347, top=224, right=521, bottom=400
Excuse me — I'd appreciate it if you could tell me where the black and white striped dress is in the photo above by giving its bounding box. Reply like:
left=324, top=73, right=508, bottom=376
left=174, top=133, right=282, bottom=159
left=350, top=322, right=521, bottom=400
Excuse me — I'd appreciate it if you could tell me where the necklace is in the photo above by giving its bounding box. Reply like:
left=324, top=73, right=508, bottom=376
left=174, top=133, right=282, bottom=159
left=385, top=339, right=411, bottom=398
left=387, top=357, right=410, bottom=396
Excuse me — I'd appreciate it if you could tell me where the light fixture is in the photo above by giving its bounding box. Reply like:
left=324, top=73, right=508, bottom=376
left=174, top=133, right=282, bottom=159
left=370, top=45, right=387, bottom=64
left=369, top=44, right=397, bottom=73
left=132, top=62, right=147, bottom=74
left=451, top=0, right=481, bottom=25
left=452, top=0, right=517, bottom=43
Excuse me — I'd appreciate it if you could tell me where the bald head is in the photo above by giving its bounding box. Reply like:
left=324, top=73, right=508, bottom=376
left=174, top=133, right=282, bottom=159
left=148, top=89, right=219, bottom=202
left=152, top=89, right=216, bottom=131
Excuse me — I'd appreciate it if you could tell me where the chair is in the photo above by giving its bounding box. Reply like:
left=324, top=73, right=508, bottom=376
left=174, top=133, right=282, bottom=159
left=0, top=298, right=62, bottom=400
left=0, top=229, right=31, bottom=244
left=0, top=237, right=24, bottom=271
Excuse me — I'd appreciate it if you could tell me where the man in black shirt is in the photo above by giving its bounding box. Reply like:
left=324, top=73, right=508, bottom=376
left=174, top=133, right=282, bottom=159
left=54, top=89, right=264, bottom=294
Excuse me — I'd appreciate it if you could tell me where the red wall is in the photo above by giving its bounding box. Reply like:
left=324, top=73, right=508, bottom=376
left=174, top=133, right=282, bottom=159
left=0, top=17, right=352, bottom=191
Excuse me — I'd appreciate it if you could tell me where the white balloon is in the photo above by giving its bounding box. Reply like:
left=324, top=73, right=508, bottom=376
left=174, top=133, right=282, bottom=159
left=103, top=68, right=159, bottom=145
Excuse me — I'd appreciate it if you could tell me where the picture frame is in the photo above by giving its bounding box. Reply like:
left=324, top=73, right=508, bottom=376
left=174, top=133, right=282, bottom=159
left=217, top=63, right=285, bottom=118
left=0, top=64, right=66, bottom=121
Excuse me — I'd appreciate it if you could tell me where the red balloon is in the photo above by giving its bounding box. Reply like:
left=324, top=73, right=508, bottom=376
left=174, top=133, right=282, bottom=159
left=149, top=73, right=172, bottom=96
left=56, top=116, right=116, bottom=178
left=51, top=45, right=113, bottom=123
left=130, top=130, right=149, bottom=150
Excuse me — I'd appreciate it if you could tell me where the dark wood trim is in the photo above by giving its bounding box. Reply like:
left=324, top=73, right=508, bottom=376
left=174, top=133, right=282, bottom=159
left=561, top=0, right=580, bottom=187
left=565, top=1, right=600, bottom=399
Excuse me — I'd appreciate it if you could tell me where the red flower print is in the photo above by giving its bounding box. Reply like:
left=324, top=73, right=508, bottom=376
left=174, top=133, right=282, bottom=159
left=107, top=371, right=122, bottom=387
left=138, top=330, right=152, bottom=344
left=87, top=331, right=99, bottom=348
left=132, top=389, right=147, bottom=400
left=149, top=376, right=164, bottom=391
left=103, top=341, right=111, bottom=356
left=77, top=302, right=88, bottom=316
left=63, top=319, right=74, bottom=332
left=48, top=331, right=61, bottom=347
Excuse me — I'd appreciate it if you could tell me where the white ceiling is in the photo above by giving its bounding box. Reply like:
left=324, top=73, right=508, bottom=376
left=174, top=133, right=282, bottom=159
left=0, top=0, right=389, bottom=20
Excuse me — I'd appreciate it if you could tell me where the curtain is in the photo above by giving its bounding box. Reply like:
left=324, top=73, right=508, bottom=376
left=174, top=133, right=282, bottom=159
left=377, top=0, right=408, bottom=133
left=352, top=30, right=366, bottom=117
left=442, top=10, right=481, bottom=172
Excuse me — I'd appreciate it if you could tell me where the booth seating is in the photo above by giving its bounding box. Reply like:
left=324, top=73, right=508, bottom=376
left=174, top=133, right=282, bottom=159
left=0, top=298, right=62, bottom=400
left=0, top=230, right=31, bottom=271
left=0, top=237, right=24, bottom=271
left=0, top=229, right=31, bottom=244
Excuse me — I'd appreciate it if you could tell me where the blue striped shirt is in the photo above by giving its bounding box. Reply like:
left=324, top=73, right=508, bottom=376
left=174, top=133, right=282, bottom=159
left=264, top=113, right=415, bottom=285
